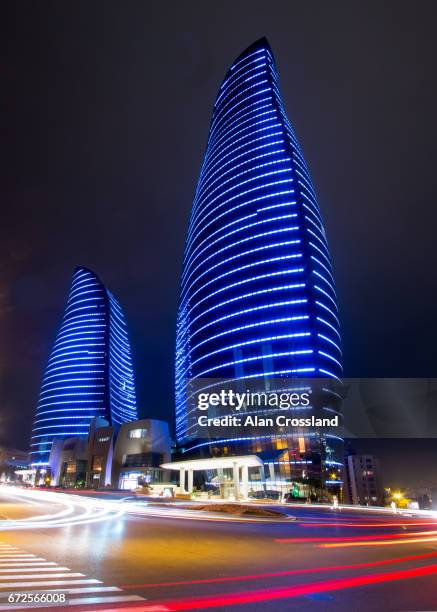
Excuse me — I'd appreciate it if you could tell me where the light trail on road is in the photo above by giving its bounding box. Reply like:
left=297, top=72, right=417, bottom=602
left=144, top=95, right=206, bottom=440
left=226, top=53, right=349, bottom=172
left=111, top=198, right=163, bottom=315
left=0, top=487, right=125, bottom=530
left=104, top=563, right=437, bottom=611
left=320, top=535, right=437, bottom=548
left=276, top=530, right=437, bottom=543
left=298, top=521, right=437, bottom=528
left=0, top=488, right=292, bottom=529
left=122, top=501, right=292, bottom=523
left=119, top=551, right=437, bottom=589
left=1, top=488, right=437, bottom=610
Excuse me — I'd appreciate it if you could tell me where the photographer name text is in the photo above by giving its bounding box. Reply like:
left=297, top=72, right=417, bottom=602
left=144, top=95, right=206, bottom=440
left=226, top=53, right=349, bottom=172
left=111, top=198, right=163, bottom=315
left=197, top=414, right=339, bottom=427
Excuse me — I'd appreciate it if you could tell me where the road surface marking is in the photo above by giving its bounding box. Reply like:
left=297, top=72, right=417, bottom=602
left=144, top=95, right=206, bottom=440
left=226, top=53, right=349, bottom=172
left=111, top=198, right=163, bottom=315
left=0, top=579, right=101, bottom=588
left=0, top=573, right=85, bottom=580
left=0, top=586, right=120, bottom=597
left=0, top=552, right=37, bottom=556
left=0, top=562, right=58, bottom=567
left=0, top=541, right=146, bottom=609
left=0, top=558, right=42, bottom=562
left=56, top=586, right=123, bottom=594
left=0, top=567, right=70, bottom=573
left=0, top=555, right=38, bottom=559
left=0, top=596, right=145, bottom=610
left=67, top=595, right=145, bottom=606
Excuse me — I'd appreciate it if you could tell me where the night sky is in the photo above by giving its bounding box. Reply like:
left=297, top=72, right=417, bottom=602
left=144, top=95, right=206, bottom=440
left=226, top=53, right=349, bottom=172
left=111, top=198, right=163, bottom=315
left=2, top=1, right=437, bottom=474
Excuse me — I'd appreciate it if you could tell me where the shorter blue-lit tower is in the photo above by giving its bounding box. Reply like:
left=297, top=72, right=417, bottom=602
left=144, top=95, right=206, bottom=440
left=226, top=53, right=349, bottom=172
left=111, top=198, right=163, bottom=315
left=31, top=267, right=138, bottom=466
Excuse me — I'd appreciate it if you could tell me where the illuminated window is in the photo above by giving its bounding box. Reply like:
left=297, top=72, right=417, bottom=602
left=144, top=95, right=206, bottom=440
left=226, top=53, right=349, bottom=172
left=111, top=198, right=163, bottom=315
left=92, top=456, right=103, bottom=471
left=128, top=428, right=147, bottom=439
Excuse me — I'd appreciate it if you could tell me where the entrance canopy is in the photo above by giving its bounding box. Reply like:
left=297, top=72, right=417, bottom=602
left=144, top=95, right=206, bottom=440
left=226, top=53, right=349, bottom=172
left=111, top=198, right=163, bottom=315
left=161, top=455, right=263, bottom=498
left=160, top=455, right=263, bottom=471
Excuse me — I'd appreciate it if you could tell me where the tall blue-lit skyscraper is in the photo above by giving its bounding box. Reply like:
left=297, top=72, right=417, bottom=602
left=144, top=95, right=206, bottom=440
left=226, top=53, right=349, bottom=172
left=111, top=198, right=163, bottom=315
left=176, top=38, right=342, bottom=490
left=31, top=267, right=137, bottom=466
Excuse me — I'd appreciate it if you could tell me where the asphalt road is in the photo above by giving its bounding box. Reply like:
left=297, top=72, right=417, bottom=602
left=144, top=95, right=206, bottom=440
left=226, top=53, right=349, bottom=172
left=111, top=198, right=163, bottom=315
left=0, top=488, right=437, bottom=611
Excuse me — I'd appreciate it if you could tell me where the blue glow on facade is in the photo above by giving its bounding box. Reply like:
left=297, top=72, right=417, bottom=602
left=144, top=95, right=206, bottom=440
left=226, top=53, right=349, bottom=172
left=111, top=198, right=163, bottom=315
left=175, top=38, right=342, bottom=484
left=31, top=267, right=137, bottom=465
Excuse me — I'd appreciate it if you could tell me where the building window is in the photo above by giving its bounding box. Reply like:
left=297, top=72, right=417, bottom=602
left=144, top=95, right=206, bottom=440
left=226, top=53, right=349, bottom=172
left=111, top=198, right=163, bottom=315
left=119, top=472, right=141, bottom=490
left=128, top=428, right=147, bottom=439
left=122, top=452, right=163, bottom=468
left=119, top=469, right=164, bottom=489
left=92, top=456, right=103, bottom=471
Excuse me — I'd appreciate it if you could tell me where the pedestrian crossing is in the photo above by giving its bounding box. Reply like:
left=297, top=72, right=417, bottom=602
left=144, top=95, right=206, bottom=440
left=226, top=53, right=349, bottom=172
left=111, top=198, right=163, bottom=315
left=0, top=542, right=145, bottom=609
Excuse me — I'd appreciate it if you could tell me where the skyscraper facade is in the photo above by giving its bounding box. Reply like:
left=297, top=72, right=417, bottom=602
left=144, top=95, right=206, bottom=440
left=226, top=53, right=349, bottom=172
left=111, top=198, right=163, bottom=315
left=175, top=38, right=342, bottom=491
left=31, top=267, right=137, bottom=466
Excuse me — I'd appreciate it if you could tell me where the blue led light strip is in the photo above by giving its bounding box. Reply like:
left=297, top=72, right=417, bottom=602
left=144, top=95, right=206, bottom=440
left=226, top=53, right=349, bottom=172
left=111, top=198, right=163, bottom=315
left=175, top=39, right=342, bottom=463
left=30, top=267, right=138, bottom=465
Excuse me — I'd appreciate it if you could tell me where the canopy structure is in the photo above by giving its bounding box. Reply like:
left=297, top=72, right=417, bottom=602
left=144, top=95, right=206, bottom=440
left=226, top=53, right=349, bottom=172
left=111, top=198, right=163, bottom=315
left=161, top=455, right=264, bottom=498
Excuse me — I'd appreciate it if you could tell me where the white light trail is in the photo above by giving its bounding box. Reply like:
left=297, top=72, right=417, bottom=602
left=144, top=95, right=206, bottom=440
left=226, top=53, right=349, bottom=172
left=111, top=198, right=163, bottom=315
left=0, top=487, right=126, bottom=531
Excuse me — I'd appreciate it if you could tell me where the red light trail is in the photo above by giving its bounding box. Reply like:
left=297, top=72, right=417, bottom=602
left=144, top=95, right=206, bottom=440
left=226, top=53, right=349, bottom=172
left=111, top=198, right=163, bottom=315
left=299, top=521, right=437, bottom=528
left=275, top=529, right=437, bottom=543
left=112, top=563, right=437, bottom=611
left=120, top=551, right=437, bottom=590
